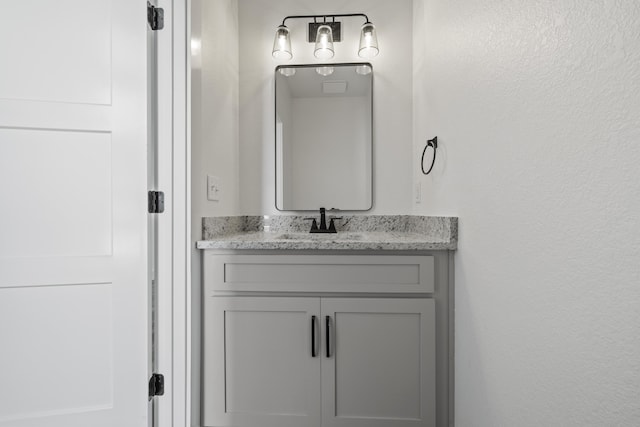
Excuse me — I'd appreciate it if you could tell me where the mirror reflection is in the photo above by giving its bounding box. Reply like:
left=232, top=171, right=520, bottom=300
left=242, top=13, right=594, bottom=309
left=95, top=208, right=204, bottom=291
left=275, top=63, right=373, bottom=211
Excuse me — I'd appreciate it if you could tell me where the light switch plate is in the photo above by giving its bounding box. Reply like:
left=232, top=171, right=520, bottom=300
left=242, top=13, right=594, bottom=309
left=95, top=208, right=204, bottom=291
left=414, top=182, right=421, bottom=204
left=207, top=175, right=221, bottom=201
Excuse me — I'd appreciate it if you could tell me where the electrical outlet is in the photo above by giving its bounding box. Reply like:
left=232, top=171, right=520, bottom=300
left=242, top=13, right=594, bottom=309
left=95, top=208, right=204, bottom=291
left=207, top=175, right=221, bottom=201
left=414, top=182, right=422, bottom=204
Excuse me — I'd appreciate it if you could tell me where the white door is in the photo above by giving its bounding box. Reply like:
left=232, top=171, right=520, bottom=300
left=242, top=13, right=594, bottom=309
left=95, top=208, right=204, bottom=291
left=321, top=298, right=436, bottom=427
left=204, top=297, right=321, bottom=427
left=0, top=1, right=149, bottom=426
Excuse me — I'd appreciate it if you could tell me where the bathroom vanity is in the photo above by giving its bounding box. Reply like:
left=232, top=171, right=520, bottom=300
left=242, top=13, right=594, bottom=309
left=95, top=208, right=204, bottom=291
left=197, top=216, right=457, bottom=427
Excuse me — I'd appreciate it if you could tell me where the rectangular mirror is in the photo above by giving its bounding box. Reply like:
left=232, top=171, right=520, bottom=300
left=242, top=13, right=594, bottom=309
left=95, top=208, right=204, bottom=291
left=275, top=63, right=373, bottom=211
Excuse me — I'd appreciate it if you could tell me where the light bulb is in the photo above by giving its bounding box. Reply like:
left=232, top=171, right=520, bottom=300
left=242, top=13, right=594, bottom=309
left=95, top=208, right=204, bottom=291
left=358, top=22, right=379, bottom=58
left=279, top=67, right=296, bottom=77
left=314, top=25, right=335, bottom=60
left=355, top=64, right=372, bottom=75
left=316, top=66, right=334, bottom=76
left=272, top=25, right=292, bottom=60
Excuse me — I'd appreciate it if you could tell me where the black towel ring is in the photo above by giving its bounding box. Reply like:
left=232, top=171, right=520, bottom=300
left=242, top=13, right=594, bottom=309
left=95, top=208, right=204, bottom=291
left=421, top=136, right=438, bottom=175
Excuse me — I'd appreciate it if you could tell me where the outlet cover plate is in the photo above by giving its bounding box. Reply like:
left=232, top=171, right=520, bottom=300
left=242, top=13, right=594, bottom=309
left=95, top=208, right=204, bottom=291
left=207, top=175, right=221, bottom=201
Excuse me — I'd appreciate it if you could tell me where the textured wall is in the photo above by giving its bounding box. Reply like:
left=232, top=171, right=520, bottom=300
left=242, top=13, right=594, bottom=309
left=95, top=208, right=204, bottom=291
left=413, top=0, right=640, bottom=425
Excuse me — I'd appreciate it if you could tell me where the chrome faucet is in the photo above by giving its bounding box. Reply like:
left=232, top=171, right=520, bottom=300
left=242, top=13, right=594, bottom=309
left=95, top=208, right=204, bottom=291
left=305, top=207, right=342, bottom=233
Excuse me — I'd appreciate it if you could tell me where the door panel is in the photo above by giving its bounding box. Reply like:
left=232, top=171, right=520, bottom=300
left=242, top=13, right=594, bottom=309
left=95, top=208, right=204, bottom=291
left=0, top=0, right=112, bottom=105
left=0, top=284, right=113, bottom=422
left=0, top=0, right=148, bottom=426
left=0, top=129, right=112, bottom=258
left=204, top=297, right=321, bottom=427
left=321, top=299, right=436, bottom=427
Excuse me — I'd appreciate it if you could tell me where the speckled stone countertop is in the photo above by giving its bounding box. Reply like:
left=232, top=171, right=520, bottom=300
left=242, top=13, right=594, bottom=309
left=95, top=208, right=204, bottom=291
left=196, top=215, right=457, bottom=251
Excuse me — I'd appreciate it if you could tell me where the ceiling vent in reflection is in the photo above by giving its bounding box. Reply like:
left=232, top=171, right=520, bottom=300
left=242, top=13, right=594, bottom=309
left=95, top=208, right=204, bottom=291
left=322, top=81, right=347, bottom=94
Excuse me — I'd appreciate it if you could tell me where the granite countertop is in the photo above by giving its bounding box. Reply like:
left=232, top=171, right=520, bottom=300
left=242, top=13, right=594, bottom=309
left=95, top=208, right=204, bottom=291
left=196, top=215, right=457, bottom=251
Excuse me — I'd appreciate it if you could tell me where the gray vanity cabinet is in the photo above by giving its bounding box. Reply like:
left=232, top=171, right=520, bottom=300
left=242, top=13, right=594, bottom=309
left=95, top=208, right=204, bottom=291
left=320, top=298, right=435, bottom=427
left=202, top=251, right=453, bottom=427
left=204, top=296, right=321, bottom=427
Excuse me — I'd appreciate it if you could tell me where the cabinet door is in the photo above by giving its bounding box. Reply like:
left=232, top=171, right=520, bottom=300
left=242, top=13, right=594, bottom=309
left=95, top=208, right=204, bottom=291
left=321, top=298, right=435, bottom=427
left=203, top=297, right=321, bottom=427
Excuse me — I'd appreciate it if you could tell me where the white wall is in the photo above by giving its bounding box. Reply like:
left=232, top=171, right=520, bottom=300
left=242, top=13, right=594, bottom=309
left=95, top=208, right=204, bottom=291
left=413, top=1, right=640, bottom=425
left=238, top=0, right=414, bottom=214
left=289, top=96, right=370, bottom=210
left=191, top=0, right=240, bottom=224
left=274, top=74, right=292, bottom=208
left=190, top=1, right=239, bottom=424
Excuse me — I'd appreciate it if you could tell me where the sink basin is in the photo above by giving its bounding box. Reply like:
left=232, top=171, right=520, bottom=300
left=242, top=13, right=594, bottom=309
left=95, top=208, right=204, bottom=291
left=275, top=232, right=364, bottom=241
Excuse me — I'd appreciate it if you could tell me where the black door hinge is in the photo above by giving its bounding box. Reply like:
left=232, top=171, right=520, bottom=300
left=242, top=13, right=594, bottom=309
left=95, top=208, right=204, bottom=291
left=149, top=373, right=165, bottom=398
left=147, top=2, right=164, bottom=30
left=148, top=191, right=165, bottom=213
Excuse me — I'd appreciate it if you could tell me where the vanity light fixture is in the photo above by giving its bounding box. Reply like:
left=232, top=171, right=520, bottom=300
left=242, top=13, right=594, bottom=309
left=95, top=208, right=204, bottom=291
left=272, top=13, right=379, bottom=60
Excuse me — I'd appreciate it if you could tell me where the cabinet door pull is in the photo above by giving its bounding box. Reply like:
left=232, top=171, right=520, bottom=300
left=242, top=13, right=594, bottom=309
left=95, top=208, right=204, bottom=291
left=311, top=315, right=317, bottom=357
left=326, top=315, right=331, bottom=358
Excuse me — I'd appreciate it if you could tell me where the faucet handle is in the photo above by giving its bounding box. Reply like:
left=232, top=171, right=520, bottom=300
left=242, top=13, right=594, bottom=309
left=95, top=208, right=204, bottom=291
left=327, top=216, right=343, bottom=232
left=303, top=217, right=318, bottom=231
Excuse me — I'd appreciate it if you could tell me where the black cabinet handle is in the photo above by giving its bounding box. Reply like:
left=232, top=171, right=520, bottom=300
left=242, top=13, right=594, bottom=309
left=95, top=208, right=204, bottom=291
left=325, top=316, right=331, bottom=358
left=311, top=315, right=317, bottom=357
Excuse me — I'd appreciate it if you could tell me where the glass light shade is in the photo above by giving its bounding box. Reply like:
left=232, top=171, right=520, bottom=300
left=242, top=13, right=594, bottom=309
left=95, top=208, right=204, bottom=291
left=355, top=64, right=372, bottom=75
left=358, top=22, right=379, bottom=58
left=315, top=66, right=334, bottom=76
left=272, top=25, right=292, bottom=60
left=314, top=25, right=334, bottom=59
left=279, top=67, right=296, bottom=77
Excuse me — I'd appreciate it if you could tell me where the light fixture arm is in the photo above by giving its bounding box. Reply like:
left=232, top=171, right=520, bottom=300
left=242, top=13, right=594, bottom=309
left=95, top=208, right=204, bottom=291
left=281, top=13, right=370, bottom=27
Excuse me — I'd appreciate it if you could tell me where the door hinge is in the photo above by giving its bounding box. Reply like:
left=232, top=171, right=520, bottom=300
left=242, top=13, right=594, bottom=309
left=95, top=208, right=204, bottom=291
left=149, top=373, right=165, bottom=398
left=148, top=191, right=165, bottom=213
left=147, top=2, right=164, bottom=30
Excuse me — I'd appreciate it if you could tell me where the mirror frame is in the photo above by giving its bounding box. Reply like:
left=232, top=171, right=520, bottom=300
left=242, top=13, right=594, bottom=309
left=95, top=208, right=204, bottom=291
left=274, top=62, right=374, bottom=212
